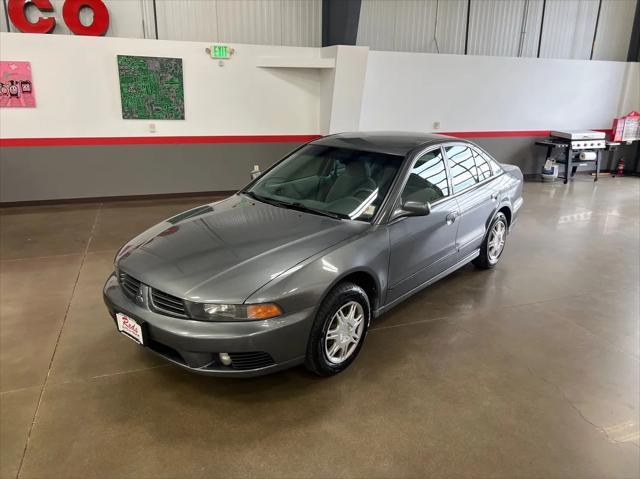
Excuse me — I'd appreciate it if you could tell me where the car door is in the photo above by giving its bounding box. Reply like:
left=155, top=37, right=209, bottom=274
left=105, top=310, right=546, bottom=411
left=387, top=147, right=460, bottom=304
left=444, top=144, right=499, bottom=258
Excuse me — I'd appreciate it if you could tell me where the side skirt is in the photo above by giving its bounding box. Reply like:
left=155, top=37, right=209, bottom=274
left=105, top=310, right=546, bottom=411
left=374, top=249, right=480, bottom=318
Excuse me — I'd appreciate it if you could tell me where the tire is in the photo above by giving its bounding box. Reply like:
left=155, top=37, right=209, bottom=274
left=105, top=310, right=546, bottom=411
left=305, top=282, right=371, bottom=376
left=473, top=212, right=508, bottom=270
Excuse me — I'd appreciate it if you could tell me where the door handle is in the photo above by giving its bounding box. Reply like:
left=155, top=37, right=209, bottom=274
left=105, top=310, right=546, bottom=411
left=446, top=213, right=457, bottom=225
left=491, top=193, right=499, bottom=201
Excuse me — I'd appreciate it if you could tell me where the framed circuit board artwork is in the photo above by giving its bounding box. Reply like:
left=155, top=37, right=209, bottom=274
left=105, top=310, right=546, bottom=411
left=117, top=55, right=184, bottom=120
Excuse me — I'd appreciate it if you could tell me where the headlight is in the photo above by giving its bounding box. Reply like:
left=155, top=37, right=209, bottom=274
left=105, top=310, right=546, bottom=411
left=189, top=303, right=283, bottom=321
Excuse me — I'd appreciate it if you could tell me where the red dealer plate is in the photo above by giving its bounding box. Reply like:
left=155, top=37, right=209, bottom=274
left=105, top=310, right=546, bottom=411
left=116, top=313, right=144, bottom=345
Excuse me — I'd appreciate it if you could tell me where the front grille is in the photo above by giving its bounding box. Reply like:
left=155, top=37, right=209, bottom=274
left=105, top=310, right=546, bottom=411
left=228, top=352, right=275, bottom=370
left=118, top=271, right=141, bottom=300
left=150, top=288, right=187, bottom=318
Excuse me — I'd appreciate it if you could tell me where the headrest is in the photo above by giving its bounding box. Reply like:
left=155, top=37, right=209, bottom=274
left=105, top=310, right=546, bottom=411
left=345, top=161, right=369, bottom=177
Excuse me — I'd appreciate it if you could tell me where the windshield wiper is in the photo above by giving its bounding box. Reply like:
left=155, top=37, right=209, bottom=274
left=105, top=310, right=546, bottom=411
left=284, top=202, right=348, bottom=220
left=242, top=191, right=280, bottom=207
left=243, top=192, right=346, bottom=220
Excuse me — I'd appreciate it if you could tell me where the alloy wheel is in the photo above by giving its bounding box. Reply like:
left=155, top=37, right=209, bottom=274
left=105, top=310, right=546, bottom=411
left=324, top=301, right=365, bottom=364
left=487, top=219, right=506, bottom=262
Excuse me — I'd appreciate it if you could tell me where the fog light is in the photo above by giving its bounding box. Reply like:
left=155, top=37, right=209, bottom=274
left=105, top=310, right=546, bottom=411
left=219, top=352, right=232, bottom=366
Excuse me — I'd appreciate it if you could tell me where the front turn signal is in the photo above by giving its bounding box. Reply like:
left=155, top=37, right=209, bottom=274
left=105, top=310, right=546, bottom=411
left=247, top=303, right=283, bottom=319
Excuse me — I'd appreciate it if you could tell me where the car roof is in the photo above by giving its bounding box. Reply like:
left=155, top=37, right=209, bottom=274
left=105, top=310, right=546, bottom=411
left=311, top=132, right=470, bottom=156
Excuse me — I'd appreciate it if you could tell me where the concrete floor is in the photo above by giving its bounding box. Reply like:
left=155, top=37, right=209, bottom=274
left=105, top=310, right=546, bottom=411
left=1, top=177, right=638, bottom=479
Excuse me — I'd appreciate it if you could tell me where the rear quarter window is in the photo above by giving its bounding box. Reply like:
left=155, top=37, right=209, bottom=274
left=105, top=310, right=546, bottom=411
left=473, top=150, right=492, bottom=181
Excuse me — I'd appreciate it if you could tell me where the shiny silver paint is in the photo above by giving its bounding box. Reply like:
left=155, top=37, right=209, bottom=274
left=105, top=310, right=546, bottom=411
left=103, top=133, right=524, bottom=377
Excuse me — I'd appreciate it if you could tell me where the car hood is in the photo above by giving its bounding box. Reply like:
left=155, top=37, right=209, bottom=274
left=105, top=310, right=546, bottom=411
left=116, top=194, right=368, bottom=303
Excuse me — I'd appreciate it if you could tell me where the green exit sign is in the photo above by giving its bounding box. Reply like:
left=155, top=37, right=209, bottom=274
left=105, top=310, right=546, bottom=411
left=211, top=44, right=230, bottom=59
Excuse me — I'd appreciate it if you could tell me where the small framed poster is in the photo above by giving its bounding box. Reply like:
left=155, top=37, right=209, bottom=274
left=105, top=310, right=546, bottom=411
left=0, top=61, right=36, bottom=108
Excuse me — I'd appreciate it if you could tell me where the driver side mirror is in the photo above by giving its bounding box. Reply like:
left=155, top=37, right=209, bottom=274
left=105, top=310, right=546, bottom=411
left=390, top=200, right=431, bottom=222
left=402, top=200, right=431, bottom=216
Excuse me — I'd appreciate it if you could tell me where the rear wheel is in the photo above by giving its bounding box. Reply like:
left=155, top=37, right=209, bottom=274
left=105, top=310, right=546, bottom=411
left=305, top=282, right=370, bottom=376
left=473, top=212, right=508, bottom=269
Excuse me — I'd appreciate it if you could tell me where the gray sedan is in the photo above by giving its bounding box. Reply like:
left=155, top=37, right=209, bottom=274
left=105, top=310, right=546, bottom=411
left=104, top=132, right=523, bottom=377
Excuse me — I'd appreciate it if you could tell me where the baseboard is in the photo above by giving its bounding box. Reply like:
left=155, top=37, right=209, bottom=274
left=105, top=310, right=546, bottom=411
left=0, top=190, right=236, bottom=208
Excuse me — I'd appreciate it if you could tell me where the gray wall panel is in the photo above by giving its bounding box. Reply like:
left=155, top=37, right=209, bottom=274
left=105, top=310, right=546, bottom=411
left=4, top=139, right=635, bottom=203
left=0, top=142, right=303, bottom=203
left=473, top=136, right=544, bottom=174
left=473, top=136, right=637, bottom=176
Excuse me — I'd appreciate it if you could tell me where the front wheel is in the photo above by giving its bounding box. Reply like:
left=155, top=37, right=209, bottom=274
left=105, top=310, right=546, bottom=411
left=473, top=212, right=508, bottom=269
left=305, top=282, right=370, bottom=376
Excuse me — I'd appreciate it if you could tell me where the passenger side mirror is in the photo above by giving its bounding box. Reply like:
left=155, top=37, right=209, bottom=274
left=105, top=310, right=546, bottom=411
left=402, top=201, right=431, bottom=216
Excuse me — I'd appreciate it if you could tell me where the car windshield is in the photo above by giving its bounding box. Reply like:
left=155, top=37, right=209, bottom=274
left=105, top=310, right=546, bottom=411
left=245, top=145, right=404, bottom=222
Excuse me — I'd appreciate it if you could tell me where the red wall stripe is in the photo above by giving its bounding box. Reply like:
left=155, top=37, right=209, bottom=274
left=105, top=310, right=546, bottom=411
left=0, top=135, right=322, bottom=148
left=0, top=130, right=611, bottom=147
left=445, top=130, right=551, bottom=138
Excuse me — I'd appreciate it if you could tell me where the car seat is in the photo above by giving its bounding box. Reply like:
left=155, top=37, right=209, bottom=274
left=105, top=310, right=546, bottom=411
left=324, top=161, right=377, bottom=203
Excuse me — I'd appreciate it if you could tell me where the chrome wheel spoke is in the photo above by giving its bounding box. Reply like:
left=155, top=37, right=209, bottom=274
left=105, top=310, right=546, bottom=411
left=326, top=330, right=340, bottom=341
left=340, top=345, right=350, bottom=360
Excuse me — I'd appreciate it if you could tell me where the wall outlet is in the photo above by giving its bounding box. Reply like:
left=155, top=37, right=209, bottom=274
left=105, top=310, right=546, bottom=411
left=432, top=121, right=440, bottom=130
left=149, top=123, right=156, bottom=133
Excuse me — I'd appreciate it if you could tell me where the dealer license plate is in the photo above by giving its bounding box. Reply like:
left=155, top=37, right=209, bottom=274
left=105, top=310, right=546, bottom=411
left=116, top=313, right=144, bottom=345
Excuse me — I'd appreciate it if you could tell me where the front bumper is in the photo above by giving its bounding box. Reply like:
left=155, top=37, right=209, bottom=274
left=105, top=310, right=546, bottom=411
left=103, top=274, right=313, bottom=377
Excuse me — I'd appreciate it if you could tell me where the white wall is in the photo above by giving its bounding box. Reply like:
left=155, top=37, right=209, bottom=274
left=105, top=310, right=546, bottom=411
left=2, top=32, right=639, bottom=140
left=0, top=33, right=323, bottom=138
left=320, top=45, right=369, bottom=134
left=359, top=50, right=640, bottom=132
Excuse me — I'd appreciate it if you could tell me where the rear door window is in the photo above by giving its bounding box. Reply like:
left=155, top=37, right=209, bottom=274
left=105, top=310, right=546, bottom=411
left=445, top=145, right=478, bottom=194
